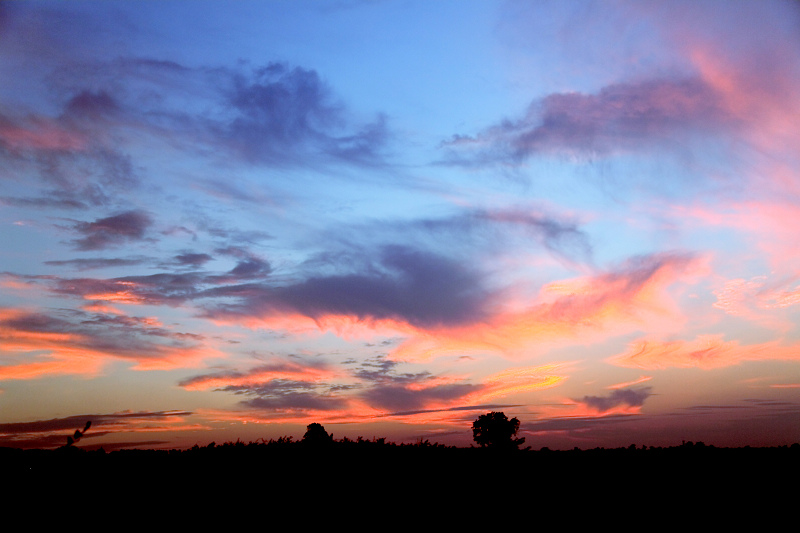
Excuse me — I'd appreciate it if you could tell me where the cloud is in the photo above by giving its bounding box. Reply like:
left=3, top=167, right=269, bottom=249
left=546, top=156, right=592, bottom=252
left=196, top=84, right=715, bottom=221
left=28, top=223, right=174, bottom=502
left=713, top=275, right=800, bottom=331
left=24, top=252, right=269, bottom=309
left=390, top=251, right=703, bottom=362
left=0, top=410, right=193, bottom=449
left=608, top=335, right=800, bottom=370
left=0, top=410, right=192, bottom=434
left=63, top=90, right=120, bottom=120
left=361, top=382, right=477, bottom=412
left=445, top=0, right=800, bottom=179
left=203, top=374, right=351, bottom=414
left=574, top=387, right=652, bottom=413
left=385, top=207, right=592, bottom=265
left=178, top=361, right=336, bottom=391
left=25, top=248, right=702, bottom=367
left=178, top=356, right=564, bottom=422
left=1, top=40, right=391, bottom=214
left=222, top=62, right=389, bottom=166
left=441, top=76, right=731, bottom=165
left=0, top=307, right=216, bottom=377
left=44, top=257, right=150, bottom=271
left=0, top=194, right=87, bottom=209
left=0, top=108, right=137, bottom=207
left=178, top=357, right=353, bottom=417
left=523, top=413, right=639, bottom=434
left=51, top=274, right=202, bottom=306
left=223, top=258, right=272, bottom=281
left=351, top=356, right=477, bottom=412
left=68, top=210, right=153, bottom=250
left=239, top=386, right=350, bottom=412
left=202, top=245, right=491, bottom=329
left=174, top=253, right=213, bottom=267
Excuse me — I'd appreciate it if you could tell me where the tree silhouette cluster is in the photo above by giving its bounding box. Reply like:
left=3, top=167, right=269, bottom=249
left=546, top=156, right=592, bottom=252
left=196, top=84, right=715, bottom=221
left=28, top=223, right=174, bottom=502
left=5, top=412, right=799, bottom=507
left=472, top=412, right=526, bottom=450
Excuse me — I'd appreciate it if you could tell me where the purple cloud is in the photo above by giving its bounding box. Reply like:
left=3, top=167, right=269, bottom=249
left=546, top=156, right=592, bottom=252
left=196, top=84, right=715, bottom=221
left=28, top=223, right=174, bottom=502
left=44, top=257, right=149, bottom=270
left=174, top=253, right=213, bottom=267
left=202, top=245, right=491, bottom=328
left=223, top=62, right=388, bottom=166
left=575, top=388, right=653, bottom=413
left=352, top=356, right=478, bottom=412
left=442, top=77, right=732, bottom=164
left=69, top=210, right=153, bottom=250
left=362, top=382, right=477, bottom=412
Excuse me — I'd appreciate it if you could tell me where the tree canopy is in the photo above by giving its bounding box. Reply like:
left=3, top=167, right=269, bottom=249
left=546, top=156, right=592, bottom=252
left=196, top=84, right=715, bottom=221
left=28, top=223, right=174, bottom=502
left=302, top=423, right=333, bottom=445
left=472, top=412, right=525, bottom=449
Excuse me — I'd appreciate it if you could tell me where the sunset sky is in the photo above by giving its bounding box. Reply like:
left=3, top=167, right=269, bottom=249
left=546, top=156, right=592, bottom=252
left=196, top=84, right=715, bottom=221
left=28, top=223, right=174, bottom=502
left=2, top=0, right=799, bottom=450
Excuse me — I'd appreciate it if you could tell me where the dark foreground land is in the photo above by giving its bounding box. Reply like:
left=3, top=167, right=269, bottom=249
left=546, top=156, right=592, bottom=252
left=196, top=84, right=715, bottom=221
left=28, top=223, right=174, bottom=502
left=7, top=442, right=795, bottom=526
left=6, top=439, right=799, bottom=498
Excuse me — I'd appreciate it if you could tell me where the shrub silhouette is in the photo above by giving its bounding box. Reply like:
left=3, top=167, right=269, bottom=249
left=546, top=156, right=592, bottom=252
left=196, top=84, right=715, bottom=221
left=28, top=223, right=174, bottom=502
left=472, top=412, right=525, bottom=449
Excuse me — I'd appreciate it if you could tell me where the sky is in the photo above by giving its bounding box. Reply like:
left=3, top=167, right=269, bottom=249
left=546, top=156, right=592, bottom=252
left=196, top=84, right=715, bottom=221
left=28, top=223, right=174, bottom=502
left=1, top=0, right=799, bottom=451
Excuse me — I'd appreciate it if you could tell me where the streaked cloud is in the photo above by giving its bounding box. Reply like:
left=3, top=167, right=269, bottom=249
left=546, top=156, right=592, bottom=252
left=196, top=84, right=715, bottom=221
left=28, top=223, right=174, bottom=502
left=608, top=335, right=800, bottom=370
left=441, top=77, right=731, bottom=164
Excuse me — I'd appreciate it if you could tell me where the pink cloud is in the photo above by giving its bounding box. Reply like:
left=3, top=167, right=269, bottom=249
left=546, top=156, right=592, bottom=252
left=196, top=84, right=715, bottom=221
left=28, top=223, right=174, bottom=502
left=0, top=116, right=88, bottom=151
left=390, top=252, right=706, bottom=362
left=713, top=275, right=800, bottom=332
left=608, top=335, right=800, bottom=370
left=178, top=361, right=339, bottom=391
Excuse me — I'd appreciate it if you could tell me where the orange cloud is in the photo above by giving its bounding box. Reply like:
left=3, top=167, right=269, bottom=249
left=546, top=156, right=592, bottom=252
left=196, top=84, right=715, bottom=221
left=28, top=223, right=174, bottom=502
left=608, top=376, right=653, bottom=390
left=0, top=353, right=105, bottom=380
left=82, top=281, right=148, bottom=304
left=464, top=364, right=567, bottom=404
left=0, top=307, right=221, bottom=378
left=389, top=252, right=705, bottom=362
left=608, top=335, right=800, bottom=370
left=206, top=253, right=706, bottom=365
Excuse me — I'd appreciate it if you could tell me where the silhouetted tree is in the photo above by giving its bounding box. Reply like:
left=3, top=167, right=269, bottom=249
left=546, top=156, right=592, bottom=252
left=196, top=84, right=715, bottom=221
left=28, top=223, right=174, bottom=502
left=302, top=423, right=333, bottom=446
left=472, top=412, right=525, bottom=449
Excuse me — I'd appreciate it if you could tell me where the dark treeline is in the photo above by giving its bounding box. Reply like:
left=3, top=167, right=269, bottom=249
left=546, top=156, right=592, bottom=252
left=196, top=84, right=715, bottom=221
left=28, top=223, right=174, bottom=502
left=5, top=416, right=799, bottom=506
left=5, top=421, right=796, bottom=518
left=6, top=434, right=799, bottom=479
left=5, top=435, right=800, bottom=513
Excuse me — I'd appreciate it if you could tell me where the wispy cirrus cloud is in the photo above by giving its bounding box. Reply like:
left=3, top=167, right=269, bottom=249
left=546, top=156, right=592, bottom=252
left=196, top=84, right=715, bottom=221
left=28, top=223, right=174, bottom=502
left=608, top=335, right=800, bottom=371
left=44, top=256, right=150, bottom=271
left=713, top=275, right=800, bottom=332
left=178, top=360, right=337, bottom=391
left=343, top=207, right=593, bottom=265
